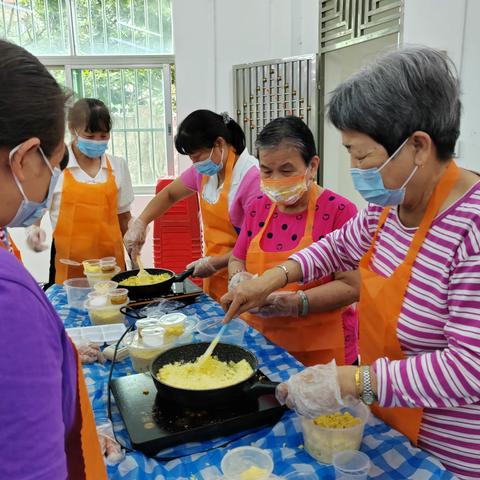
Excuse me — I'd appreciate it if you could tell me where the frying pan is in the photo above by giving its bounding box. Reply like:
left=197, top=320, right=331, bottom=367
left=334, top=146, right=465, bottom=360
left=111, top=267, right=194, bottom=301
left=150, top=342, right=279, bottom=409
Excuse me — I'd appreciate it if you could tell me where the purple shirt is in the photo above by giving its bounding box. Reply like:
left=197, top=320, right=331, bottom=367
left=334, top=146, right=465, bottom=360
left=0, top=249, right=80, bottom=479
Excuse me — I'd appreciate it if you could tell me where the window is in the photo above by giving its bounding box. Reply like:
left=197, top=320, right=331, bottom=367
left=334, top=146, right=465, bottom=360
left=1, top=1, right=175, bottom=190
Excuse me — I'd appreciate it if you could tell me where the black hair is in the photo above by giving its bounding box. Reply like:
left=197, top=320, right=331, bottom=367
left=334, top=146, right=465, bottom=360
left=0, top=40, right=67, bottom=157
left=175, top=109, right=246, bottom=155
left=68, top=98, right=112, bottom=133
left=255, top=116, right=317, bottom=166
left=328, top=46, right=461, bottom=161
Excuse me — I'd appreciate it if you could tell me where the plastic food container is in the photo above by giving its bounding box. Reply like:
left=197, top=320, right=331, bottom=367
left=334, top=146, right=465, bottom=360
left=282, top=473, right=320, bottom=480
left=66, top=323, right=127, bottom=346
left=94, top=280, right=118, bottom=294
left=333, top=450, right=370, bottom=479
left=300, top=397, right=370, bottom=464
left=84, top=265, right=121, bottom=287
left=100, top=257, right=117, bottom=273
left=85, top=297, right=128, bottom=325
left=87, top=292, right=109, bottom=307
left=108, top=288, right=129, bottom=305
left=221, top=446, right=273, bottom=480
left=64, top=278, right=93, bottom=309
left=126, top=317, right=198, bottom=373
left=82, top=259, right=101, bottom=273
left=196, top=317, right=247, bottom=346
left=158, top=312, right=187, bottom=336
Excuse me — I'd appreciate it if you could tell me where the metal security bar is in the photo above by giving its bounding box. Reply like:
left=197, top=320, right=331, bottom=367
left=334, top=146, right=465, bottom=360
left=233, top=54, right=319, bottom=155
left=320, top=0, right=402, bottom=52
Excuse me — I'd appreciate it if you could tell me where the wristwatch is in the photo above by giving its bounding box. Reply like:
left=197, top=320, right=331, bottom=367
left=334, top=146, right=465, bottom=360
left=360, top=366, right=376, bottom=405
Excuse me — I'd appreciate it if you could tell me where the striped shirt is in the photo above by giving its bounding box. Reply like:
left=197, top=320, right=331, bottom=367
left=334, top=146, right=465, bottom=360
left=291, top=181, right=480, bottom=479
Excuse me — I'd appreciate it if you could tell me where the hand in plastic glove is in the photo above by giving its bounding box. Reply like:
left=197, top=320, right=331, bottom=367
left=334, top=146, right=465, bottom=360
left=97, top=421, right=125, bottom=465
left=78, top=341, right=105, bottom=364
left=123, top=217, right=148, bottom=267
left=228, top=271, right=254, bottom=292
left=256, top=291, right=300, bottom=318
left=26, top=225, right=48, bottom=252
left=187, top=256, right=217, bottom=278
left=275, top=360, right=343, bottom=418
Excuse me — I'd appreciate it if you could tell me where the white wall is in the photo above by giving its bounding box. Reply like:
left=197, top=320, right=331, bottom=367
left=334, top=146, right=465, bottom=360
left=173, top=0, right=319, bottom=171
left=402, top=0, right=479, bottom=171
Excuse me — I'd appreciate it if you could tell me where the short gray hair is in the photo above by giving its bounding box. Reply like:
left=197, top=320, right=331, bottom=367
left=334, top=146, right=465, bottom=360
left=327, top=46, right=461, bottom=160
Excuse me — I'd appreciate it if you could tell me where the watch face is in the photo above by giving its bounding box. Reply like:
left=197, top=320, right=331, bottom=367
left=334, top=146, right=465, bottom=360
left=363, top=392, right=375, bottom=405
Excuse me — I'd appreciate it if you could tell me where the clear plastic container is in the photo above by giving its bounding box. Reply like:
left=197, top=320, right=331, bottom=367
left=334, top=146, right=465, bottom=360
left=333, top=450, right=370, bottom=479
left=108, top=288, right=129, bottom=305
left=221, top=446, right=273, bottom=480
left=158, top=312, right=187, bottom=336
left=300, top=397, right=370, bottom=464
left=100, top=257, right=117, bottom=273
left=282, top=473, right=321, bottom=480
left=66, top=323, right=127, bottom=346
left=196, top=317, right=247, bottom=346
left=87, top=292, right=109, bottom=307
left=64, top=278, right=93, bottom=309
left=85, top=297, right=128, bottom=325
left=84, top=265, right=121, bottom=287
left=94, top=280, right=118, bottom=294
left=82, top=259, right=101, bottom=273
left=127, top=317, right=198, bottom=373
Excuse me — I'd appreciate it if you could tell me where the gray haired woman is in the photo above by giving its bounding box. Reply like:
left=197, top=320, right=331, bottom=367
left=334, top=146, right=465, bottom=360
left=222, top=47, right=480, bottom=479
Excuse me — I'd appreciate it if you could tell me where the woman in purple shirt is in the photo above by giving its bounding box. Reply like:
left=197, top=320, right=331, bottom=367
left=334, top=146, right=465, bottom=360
left=0, top=40, right=107, bottom=479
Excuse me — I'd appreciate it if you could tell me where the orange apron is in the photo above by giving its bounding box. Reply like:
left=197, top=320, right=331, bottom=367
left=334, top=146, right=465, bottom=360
left=244, top=186, right=345, bottom=366
left=199, top=148, right=239, bottom=302
left=359, top=161, right=459, bottom=444
left=53, top=156, right=125, bottom=284
left=68, top=342, right=108, bottom=479
left=0, top=228, right=22, bottom=262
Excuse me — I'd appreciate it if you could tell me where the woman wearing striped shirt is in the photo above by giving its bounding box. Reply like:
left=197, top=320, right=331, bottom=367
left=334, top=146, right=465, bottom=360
left=221, top=46, right=480, bottom=479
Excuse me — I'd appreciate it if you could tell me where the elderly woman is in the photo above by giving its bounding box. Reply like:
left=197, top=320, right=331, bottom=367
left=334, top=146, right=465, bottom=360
left=229, top=116, right=359, bottom=366
left=221, top=47, right=480, bottom=479
left=0, top=40, right=109, bottom=479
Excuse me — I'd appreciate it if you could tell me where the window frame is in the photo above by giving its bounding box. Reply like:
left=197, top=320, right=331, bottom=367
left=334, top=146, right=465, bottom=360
left=40, top=55, right=175, bottom=193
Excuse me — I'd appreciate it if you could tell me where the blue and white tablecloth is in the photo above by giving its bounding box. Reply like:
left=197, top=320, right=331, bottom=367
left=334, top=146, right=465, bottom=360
left=47, top=285, right=454, bottom=480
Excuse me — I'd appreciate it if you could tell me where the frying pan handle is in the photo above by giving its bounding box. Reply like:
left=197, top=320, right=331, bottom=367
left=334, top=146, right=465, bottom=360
left=245, top=380, right=279, bottom=397
left=174, top=267, right=195, bottom=283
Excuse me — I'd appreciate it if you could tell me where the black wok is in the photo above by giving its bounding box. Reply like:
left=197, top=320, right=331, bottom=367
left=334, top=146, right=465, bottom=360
left=111, top=267, right=194, bottom=301
left=150, top=343, right=279, bottom=409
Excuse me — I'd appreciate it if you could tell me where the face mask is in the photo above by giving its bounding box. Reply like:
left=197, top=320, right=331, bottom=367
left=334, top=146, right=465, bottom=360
left=350, top=138, right=417, bottom=206
left=7, top=144, right=61, bottom=228
left=261, top=169, right=310, bottom=206
left=193, top=147, right=224, bottom=176
left=76, top=131, right=109, bottom=158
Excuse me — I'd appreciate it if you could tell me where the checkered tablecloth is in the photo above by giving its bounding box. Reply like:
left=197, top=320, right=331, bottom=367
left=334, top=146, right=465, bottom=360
left=47, top=285, right=454, bottom=480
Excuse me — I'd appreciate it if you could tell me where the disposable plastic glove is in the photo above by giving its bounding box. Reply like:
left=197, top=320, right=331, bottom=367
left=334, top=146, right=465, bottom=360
left=257, top=291, right=300, bottom=318
left=275, top=360, right=343, bottom=418
left=228, top=271, right=255, bottom=292
left=187, top=256, right=217, bottom=278
left=26, top=225, right=48, bottom=252
left=97, top=421, right=125, bottom=465
left=123, top=217, right=148, bottom=267
left=77, top=341, right=105, bottom=364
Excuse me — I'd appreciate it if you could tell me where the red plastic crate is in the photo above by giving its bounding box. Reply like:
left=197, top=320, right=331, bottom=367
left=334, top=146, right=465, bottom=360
left=153, top=178, right=203, bottom=286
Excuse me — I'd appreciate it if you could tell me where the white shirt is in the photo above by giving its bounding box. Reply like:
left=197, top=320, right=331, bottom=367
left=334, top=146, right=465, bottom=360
left=201, top=149, right=259, bottom=206
left=48, top=145, right=134, bottom=230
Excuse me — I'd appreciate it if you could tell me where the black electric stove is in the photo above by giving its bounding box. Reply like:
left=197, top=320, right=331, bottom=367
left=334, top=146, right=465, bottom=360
left=110, top=372, right=286, bottom=457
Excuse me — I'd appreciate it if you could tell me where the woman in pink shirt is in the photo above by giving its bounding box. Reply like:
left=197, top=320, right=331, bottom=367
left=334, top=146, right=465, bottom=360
left=124, top=110, right=260, bottom=301
left=229, top=116, right=359, bottom=366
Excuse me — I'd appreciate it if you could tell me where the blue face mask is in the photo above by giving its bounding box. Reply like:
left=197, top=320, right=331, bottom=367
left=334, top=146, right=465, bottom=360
left=193, top=147, right=224, bottom=176
left=76, top=131, right=109, bottom=158
left=7, top=144, right=61, bottom=228
left=350, top=138, right=417, bottom=206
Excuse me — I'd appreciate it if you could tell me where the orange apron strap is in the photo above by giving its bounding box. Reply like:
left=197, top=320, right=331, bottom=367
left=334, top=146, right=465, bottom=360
left=74, top=347, right=107, bottom=479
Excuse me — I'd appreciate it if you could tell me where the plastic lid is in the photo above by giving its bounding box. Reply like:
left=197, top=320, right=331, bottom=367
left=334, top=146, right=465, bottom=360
left=141, top=326, right=166, bottom=347
left=332, top=450, right=370, bottom=475
left=158, top=312, right=187, bottom=327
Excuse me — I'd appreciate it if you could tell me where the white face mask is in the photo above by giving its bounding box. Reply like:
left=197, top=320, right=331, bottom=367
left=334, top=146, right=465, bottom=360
left=6, top=144, right=60, bottom=228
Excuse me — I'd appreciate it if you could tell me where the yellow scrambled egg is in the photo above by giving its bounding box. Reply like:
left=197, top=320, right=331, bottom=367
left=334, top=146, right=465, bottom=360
left=119, top=272, right=171, bottom=286
left=313, top=411, right=361, bottom=429
left=157, top=356, right=253, bottom=390
left=240, top=466, right=269, bottom=480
